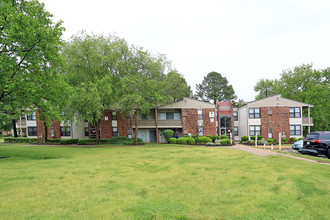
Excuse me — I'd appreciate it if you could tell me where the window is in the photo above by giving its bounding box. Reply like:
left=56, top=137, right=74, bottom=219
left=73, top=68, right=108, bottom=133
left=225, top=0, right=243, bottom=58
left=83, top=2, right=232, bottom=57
left=249, top=108, right=260, bottom=118
left=198, top=109, right=203, bottom=120
left=159, top=112, right=180, bottom=120
left=112, top=111, right=117, bottom=120
left=60, top=126, right=71, bottom=136
left=234, top=127, right=238, bottom=136
left=289, top=107, right=301, bottom=118
left=198, top=126, right=203, bottom=136
left=220, top=116, right=232, bottom=128
left=28, top=127, right=37, bottom=136
left=249, top=125, right=261, bottom=136
left=27, top=112, right=36, bottom=120
left=290, top=125, right=301, bottom=135
left=112, top=127, right=118, bottom=136
left=166, top=113, right=174, bottom=120
left=174, top=112, right=181, bottom=120
left=233, top=111, right=238, bottom=121
left=84, top=127, right=89, bottom=136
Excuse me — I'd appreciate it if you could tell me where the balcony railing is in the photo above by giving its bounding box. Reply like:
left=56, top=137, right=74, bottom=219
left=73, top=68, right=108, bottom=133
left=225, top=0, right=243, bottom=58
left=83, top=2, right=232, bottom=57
left=134, top=119, right=182, bottom=128
left=16, top=120, right=26, bottom=127
left=302, top=117, right=313, bottom=125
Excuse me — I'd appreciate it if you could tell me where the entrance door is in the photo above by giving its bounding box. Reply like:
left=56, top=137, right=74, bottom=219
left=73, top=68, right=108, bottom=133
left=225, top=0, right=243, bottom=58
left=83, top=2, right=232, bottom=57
left=268, top=127, right=273, bottom=139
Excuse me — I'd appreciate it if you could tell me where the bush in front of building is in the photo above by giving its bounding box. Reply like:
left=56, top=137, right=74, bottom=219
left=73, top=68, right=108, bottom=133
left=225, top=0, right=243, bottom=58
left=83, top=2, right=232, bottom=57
left=220, top=139, right=231, bottom=145
left=212, top=135, right=220, bottom=141
left=177, top=137, right=187, bottom=144
left=207, top=135, right=213, bottom=140
left=163, top=129, right=174, bottom=142
left=4, top=137, right=38, bottom=143
left=78, top=139, right=96, bottom=145
left=267, top=138, right=274, bottom=144
left=221, top=135, right=228, bottom=139
left=250, top=136, right=264, bottom=141
left=197, top=136, right=212, bottom=144
left=60, top=139, right=79, bottom=145
left=299, top=137, right=304, bottom=140
left=169, top=138, right=177, bottom=144
left=186, top=137, right=196, bottom=144
left=273, top=138, right=278, bottom=144
left=281, top=138, right=288, bottom=144
left=48, top=139, right=61, bottom=144
left=290, top=137, right=298, bottom=143
left=241, top=136, right=249, bottom=142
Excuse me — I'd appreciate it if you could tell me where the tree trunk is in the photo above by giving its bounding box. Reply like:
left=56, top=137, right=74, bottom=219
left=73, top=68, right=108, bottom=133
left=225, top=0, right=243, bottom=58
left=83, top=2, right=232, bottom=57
left=134, top=111, right=139, bottom=144
left=95, top=121, right=100, bottom=144
left=12, top=119, right=18, bottom=137
left=43, top=121, right=48, bottom=144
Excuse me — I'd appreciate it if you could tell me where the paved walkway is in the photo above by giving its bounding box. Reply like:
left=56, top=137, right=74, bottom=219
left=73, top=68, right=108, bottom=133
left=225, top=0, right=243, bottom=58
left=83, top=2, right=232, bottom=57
left=232, top=144, right=330, bottom=166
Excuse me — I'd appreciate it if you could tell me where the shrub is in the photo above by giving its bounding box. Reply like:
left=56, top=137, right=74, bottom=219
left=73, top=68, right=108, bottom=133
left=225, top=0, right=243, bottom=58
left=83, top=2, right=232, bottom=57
left=257, top=136, right=263, bottom=140
left=186, top=137, right=195, bottom=144
left=273, top=138, right=277, bottom=144
left=78, top=139, right=96, bottom=145
left=177, top=137, right=187, bottom=144
left=169, top=138, right=177, bottom=144
left=192, top=135, right=197, bottom=139
left=212, top=135, right=220, bottom=141
left=247, top=140, right=254, bottom=144
left=250, top=136, right=256, bottom=140
left=258, top=138, right=267, bottom=145
left=163, top=129, right=174, bottom=142
left=197, top=136, right=212, bottom=144
left=99, top=139, right=111, bottom=144
left=220, top=139, right=231, bottom=145
left=221, top=135, right=228, bottom=139
left=290, top=137, right=298, bottom=143
left=29, top=138, right=38, bottom=144
left=281, top=138, right=288, bottom=144
left=184, top=135, right=190, bottom=138
left=206, top=135, right=213, bottom=141
left=241, top=136, right=249, bottom=142
left=267, top=138, right=274, bottom=144
left=48, top=139, right=61, bottom=144
left=299, top=137, right=304, bottom=140
left=60, top=139, right=78, bottom=144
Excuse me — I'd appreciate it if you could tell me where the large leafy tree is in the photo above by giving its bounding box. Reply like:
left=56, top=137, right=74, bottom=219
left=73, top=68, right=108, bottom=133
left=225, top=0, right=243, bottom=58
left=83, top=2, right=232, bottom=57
left=196, top=72, right=237, bottom=104
left=254, top=64, right=330, bottom=131
left=61, top=32, right=125, bottom=143
left=163, top=70, right=192, bottom=101
left=0, top=0, right=66, bottom=138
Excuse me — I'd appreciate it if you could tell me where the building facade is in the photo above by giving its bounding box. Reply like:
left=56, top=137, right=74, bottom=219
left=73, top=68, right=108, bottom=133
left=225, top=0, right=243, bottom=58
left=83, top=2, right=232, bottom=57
left=17, top=95, right=313, bottom=142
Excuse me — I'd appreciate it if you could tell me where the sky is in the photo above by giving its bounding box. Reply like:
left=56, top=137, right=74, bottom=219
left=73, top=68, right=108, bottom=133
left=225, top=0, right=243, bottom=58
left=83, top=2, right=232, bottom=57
left=40, top=0, right=330, bottom=102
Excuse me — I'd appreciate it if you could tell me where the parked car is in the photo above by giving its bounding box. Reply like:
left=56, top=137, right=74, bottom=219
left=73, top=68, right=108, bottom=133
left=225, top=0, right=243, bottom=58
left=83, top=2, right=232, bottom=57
left=292, top=140, right=303, bottom=150
left=300, top=131, right=330, bottom=158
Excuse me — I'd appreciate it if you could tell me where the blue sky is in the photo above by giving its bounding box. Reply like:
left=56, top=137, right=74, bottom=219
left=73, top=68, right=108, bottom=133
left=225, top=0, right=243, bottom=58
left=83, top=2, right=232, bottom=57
left=40, top=0, right=330, bottom=101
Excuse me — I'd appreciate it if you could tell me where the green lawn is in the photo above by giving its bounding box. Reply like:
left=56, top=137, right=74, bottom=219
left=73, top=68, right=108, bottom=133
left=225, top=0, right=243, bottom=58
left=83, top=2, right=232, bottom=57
left=0, top=144, right=329, bottom=219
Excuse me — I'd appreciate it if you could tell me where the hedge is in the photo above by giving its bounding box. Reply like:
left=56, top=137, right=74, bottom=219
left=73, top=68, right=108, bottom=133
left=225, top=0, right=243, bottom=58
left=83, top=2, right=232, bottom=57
left=163, top=129, right=174, bottom=142
left=267, top=138, right=274, bottom=144
left=177, top=137, right=187, bottom=144
left=197, top=136, right=212, bottom=144
left=241, top=136, right=249, bottom=142
left=282, top=138, right=288, bottom=144
left=78, top=139, right=96, bottom=145
left=60, top=139, right=79, bottom=144
left=220, top=135, right=228, bottom=139
left=220, top=139, right=231, bottom=145
left=290, top=137, right=298, bottom=143
left=169, top=138, right=177, bottom=144
left=212, top=135, right=220, bottom=141
left=4, top=137, right=37, bottom=143
left=186, top=137, right=195, bottom=144
left=250, top=136, right=264, bottom=141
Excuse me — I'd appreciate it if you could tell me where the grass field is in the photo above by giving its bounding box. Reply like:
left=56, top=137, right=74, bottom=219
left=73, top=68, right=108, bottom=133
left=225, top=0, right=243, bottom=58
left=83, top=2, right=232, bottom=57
left=0, top=143, right=329, bottom=219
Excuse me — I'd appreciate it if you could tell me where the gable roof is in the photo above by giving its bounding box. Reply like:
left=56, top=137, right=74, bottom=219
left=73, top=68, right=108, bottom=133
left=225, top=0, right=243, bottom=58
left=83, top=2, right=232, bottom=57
left=158, top=97, right=215, bottom=109
left=240, top=94, right=314, bottom=109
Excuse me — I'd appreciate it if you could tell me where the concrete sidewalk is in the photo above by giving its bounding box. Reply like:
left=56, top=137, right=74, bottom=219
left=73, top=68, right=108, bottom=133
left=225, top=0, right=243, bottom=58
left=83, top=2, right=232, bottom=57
left=232, top=144, right=330, bottom=165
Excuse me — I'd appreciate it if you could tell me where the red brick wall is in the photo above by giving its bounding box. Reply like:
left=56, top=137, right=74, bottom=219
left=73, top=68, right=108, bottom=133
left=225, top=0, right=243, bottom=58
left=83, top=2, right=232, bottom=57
left=185, top=109, right=198, bottom=135
left=36, top=112, right=61, bottom=140
left=117, top=111, right=129, bottom=137
left=203, top=108, right=216, bottom=136
left=260, top=107, right=290, bottom=140
left=100, top=110, right=113, bottom=139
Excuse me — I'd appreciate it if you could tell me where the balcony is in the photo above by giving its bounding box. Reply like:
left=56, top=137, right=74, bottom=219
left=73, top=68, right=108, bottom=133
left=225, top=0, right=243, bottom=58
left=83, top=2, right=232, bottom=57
left=302, top=117, right=313, bottom=126
left=133, top=119, right=182, bottom=128
left=16, top=120, right=26, bottom=127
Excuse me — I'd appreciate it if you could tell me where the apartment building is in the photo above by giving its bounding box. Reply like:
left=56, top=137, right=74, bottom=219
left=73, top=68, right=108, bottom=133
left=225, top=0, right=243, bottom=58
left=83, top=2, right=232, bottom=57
left=17, top=94, right=313, bottom=142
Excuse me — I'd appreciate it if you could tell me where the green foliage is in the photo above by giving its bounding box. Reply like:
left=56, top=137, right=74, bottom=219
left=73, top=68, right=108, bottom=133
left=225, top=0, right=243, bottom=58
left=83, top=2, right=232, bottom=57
left=241, top=136, right=249, bottom=142
left=290, top=137, right=298, bottom=143
left=267, top=138, right=274, bottom=144
left=164, top=71, right=192, bottom=101
left=60, top=139, right=79, bottom=145
left=220, top=139, right=231, bottom=145
left=177, top=137, right=187, bottom=144
left=169, top=138, right=177, bottom=144
left=48, top=139, right=61, bottom=144
left=192, top=135, right=197, bottom=139
left=257, top=136, right=263, bottom=140
left=273, top=138, right=278, bottom=144
left=197, top=136, right=212, bottom=144
left=299, top=137, right=305, bottom=140
left=184, top=135, right=190, bottom=138
left=212, top=135, right=220, bottom=141
left=250, top=136, right=256, bottom=140
left=206, top=135, right=213, bottom=141
left=196, top=72, right=237, bottom=104
left=221, top=135, right=228, bottom=139
left=186, top=137, right=196, bottom=144
left=163, top=130, right=174, bottom=142
left=246, top=140, right=254, bottom=144
left=78, top=139, right=96, bottom=145
left=254, top=64, right=330, bottom=131
left=4, top=137, right=37, bottom=143
left=282, top=138, right=288, bottom=144
left=258, top=138, right=267, bottom=145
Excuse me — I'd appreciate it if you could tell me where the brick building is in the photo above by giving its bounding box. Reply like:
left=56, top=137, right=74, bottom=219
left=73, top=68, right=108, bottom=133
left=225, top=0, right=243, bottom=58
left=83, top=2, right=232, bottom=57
left=17, top=94, right=313, bottom=142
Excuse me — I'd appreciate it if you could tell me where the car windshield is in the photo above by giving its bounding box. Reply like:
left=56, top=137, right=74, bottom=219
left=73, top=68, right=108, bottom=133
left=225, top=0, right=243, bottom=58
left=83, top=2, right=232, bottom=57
left=306, top=133, right=319, bottom=140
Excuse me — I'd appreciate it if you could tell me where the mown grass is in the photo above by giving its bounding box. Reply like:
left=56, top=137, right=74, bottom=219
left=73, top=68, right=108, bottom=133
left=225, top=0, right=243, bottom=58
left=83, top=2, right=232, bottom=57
left=0, top=143, right=329, bottom=219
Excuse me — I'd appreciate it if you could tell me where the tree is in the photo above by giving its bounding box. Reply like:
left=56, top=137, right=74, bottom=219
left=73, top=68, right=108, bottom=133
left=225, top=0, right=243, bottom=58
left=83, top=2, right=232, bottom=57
left=115, top=47, right=172, bottom=144
left=254, top=64, right=330, bottom=131
left=163, top=71, right=191, bottom=101
left=254, top=79, right=279, bottom=100
left=196, top=72, right=237, bottom=104
left=62, top=32, right=127, bottom=143
left=0, top=0, right=65, bottom=110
